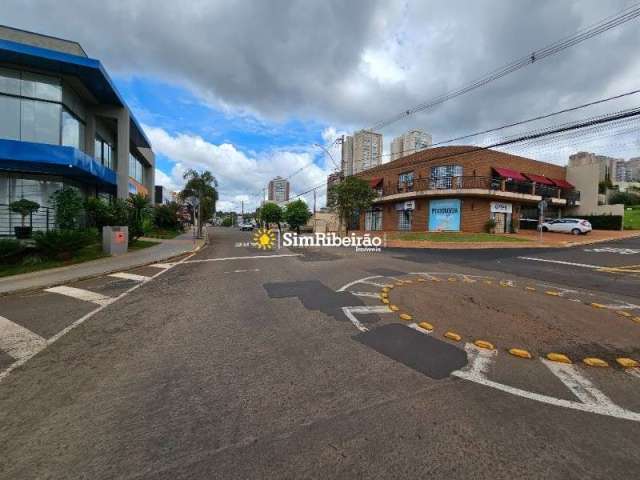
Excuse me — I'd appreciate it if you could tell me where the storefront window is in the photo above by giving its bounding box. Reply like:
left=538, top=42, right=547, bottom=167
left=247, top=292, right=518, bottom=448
left=431, top=165, right=463, bottom=189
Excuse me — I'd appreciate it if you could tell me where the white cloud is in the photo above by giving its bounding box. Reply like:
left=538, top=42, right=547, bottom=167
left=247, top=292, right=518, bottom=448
left=145, top=125, right=333, bottom=212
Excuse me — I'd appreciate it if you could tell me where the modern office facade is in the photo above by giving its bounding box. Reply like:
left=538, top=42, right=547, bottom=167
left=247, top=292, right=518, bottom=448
left=0, top=25, right=155, bottom=233
left=267, top=176, right=290, bottom=203
left=390, top=129, right=432, bottom=161
left=355, top=146, right=580, bottom=233
left=341, top=130, right=383, bottom=176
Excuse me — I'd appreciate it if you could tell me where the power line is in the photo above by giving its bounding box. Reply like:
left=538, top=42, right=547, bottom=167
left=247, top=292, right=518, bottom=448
left=368, top=2, right=640, bottom=131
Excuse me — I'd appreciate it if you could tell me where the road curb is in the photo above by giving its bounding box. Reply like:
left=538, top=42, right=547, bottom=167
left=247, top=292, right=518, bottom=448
left=0, top=230, right=209, bottom=297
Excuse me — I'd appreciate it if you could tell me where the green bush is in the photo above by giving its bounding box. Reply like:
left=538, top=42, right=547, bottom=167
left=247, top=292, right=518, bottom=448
left=609, top=191, right=640, bottom=206
left=0, top=239, right=25, bottom=263
left=51, top=187, right=84, bottom=230
left=9, top=199, right=40, bottom=226
left=221, top=217, right=233, bottom=227
left=484, top=218, right=497, bottom=233
left=33, top=229, right=94, bottom=260
left=153, top=202, right=180, bottom=230
left=580, top=215, right=624, bottom=230
left=127, top=194, right=151, bottom=242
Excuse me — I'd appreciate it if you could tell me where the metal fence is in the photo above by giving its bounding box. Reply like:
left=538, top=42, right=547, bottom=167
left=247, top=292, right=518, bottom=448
left=0, top=204, right=56, bottom=237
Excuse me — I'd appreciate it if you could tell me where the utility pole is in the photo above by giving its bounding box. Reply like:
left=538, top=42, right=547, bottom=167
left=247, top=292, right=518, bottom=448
left=241, top=200, right=244, bottom=221
left=313, top=189, right=317, bottom=233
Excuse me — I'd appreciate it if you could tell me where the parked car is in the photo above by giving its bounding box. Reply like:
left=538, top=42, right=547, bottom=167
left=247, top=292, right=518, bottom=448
left=239, top=223, right=254, bottom=231
left=540, top=218, right=592, bottom=235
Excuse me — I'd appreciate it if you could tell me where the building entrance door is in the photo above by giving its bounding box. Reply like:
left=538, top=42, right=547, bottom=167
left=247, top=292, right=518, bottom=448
left=494, top=213, right=506, bottom=233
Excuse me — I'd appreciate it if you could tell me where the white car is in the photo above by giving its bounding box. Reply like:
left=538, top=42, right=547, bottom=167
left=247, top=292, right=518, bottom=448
left=540, top=218, right=592, bottom=235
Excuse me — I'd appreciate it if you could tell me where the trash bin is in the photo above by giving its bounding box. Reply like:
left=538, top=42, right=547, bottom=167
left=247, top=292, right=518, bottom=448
left=102, top=226, right=129, bottom=255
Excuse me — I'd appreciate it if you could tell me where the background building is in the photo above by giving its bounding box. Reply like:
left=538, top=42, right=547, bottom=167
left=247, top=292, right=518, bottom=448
left=325, top=171, right=342, bottom=208
left=267, top=176, right=290, bottom=203
left=568, top=152, right=618, bottom=182
left=341, top=130, right=382, bottom=176
left=390, top=129, right=432, bottom=161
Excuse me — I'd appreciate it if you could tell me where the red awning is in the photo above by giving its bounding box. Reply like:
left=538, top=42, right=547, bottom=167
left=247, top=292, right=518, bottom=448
left=550, top=178, right=574, bottom=189
left=369, top=177, right=383, bottom=188
left=523, top=173, right=554, bottom=185
left=493, top=167, right=527, bottom=182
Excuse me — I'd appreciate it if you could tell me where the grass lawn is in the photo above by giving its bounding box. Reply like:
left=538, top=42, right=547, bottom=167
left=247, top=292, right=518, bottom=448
left=0, top=238, right=159, bottom=278
left=390, top=232, right=531, bottom=243
left=624, top=206, right=640, bottom=230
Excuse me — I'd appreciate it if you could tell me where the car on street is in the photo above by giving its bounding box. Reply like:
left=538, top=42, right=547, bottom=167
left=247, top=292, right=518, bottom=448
left=239, top=223, right=254, bottom=231
left=540, top=218, right=592, bottom=235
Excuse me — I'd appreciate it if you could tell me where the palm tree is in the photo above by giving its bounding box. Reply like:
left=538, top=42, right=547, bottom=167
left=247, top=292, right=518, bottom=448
left=179, top=169, right=218, bottom=237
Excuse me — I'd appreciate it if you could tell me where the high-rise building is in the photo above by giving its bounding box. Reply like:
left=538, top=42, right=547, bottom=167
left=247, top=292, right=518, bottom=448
left=340, top=135, right=354, bottom=176
left=568, top=152, right=618, bottom=183
left=390, top=129, right=432, bottom=160
left=628, top=157, right=640, bottom=181
left=341, top=130, right=383, bottom=176
left=267, top=176, right=290, bottom=203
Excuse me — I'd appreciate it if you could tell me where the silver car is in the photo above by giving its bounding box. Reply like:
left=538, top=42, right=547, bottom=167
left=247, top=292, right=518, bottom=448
left=540, top=218, right=592, bottom=235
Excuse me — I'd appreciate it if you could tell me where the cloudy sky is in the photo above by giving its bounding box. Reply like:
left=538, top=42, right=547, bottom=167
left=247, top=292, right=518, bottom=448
left=3, top=0, right=640, bottom=210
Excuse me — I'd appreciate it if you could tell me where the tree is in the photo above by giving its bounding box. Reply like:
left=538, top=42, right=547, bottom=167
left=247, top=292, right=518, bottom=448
left=609, top=191, right=640, bottom=206
left=127, top=193, right=152, bottom=242
left=179, top=169, right=218, bottom=237
left=284, top=199, right=312, bottom=233
left=9, top=199, right=40, bottom=227
left=328, top=176, right=377, bottom=233
left=261, top=202, right=283, bottom=232
left=51, top=187, right=84, bottom=230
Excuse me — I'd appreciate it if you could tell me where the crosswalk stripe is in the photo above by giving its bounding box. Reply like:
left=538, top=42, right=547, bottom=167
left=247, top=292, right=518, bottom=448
left=45, top=286, right=113, bottom=306
left=108, top=272, right=150, bottom=282
left=0, top=315, right=46, bottom=360
left=149, top=263, right=173, bottom=269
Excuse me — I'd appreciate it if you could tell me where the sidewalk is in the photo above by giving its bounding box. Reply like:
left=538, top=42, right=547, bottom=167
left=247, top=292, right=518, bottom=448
left=0, top=229, right=207, bottom=295
left=383, top=229, right=640, bottom=250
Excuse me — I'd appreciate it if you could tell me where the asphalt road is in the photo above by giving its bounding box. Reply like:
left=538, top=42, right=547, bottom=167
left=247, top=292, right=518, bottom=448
left=0, top=227, right=639, bottom=479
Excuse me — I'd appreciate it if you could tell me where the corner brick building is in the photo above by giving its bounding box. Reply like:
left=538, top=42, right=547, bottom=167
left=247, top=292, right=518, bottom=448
left=354, top=146, right=580, bottom=233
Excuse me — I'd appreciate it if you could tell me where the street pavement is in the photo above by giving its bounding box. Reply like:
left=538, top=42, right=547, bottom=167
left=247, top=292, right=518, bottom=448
left=0, top=227, right=639, bottom=479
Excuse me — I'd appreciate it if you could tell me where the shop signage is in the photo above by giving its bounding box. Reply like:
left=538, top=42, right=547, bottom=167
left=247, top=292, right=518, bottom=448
left=428, top=199, right=461, bottom=231
left=490, top=201, right=512, bottom=213
left=404, top=200, right=415, bottom=210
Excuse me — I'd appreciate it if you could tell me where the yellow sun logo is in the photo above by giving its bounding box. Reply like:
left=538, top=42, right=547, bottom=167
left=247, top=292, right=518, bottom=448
left=253, top=228, right=276, bottom=250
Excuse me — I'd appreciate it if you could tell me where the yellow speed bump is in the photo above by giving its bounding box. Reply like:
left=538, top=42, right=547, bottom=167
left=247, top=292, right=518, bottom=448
left=444, top=331, right=462, bottom=342
left=403, top=280, right=413, bottom=284
left=418, top=321, right=434, bottom=331
left=395, top=282, right=404, bottom=286
left=380, top=292, right=388, bottom=298
left=590, top=303, right=606, bottom=309
left=583, top=357, right=609, bottom=368
left=616, top=358, right=639, bottom=368
left=399, top=313, right=413, bottom=321
left=546, top=353, right=572, bottom=364
left=633, top=317, right=640, bottom=324
left=616, top=310, right=633, bottom=318
left=431, top=277, right=441, bottom=282
left=417, top=278, right=427, bottom=282
left=524, top=286, right=536, bottom=292
left=509, top=348, right=533, bottom=359
left=382, top=287, right=390, bottom=293
left=484, top=280, right=493, bottom=285
left=448, top=277, right=457, bottom=282
left=389, top=304, right=399, bottom=312
left=474, top=340, right=495, bottom=350
left=381, top=298, right=390, bottom=305
left=545, top=291, right=561, bottom=296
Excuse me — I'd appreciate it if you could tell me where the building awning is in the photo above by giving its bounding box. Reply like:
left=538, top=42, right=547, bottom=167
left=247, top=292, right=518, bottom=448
left=523, top=173, right=554, bottom=185
left=493, top=167, right=527, bottom=182
left=369, top=177, right=383, bottom=188
left=550, top=178, right=574, bottom=189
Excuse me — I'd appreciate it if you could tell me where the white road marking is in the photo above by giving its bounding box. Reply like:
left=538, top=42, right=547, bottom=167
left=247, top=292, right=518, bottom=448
left=453, top=344, right=640, bottom=423
left=342, top=306, right=393, bottom=332
left=108, top=272, right=150, bottom=282
left=45, top=286, right=113, bottom=306
left=224, top=268, right=260, bottom=274
left=337, top=276, right=385, bottom=291
left=0, top=316, right=46, bottom=360
left=148, top=263, right=173, bottom=269
left=626, top=368, right=640, bottom=380
left=350, top=291, right=383, bottom=298
left=407, top=322, right=432, bottom=334
left=542, top=359, right=614, bottom=406
left=183, top=253, right=302, bottom=263
left=0, top=250, right=198, bottom=383
left=518, top=257, right=603, bottom=269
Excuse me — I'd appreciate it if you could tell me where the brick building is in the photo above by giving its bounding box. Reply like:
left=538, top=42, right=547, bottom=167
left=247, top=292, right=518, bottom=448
left=354, top=146, right=580, bottom=233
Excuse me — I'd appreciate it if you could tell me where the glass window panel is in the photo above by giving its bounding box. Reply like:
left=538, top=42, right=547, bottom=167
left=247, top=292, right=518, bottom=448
left=21, top=71, right=62, bottom=101
left=62, top=110, right=81, bottom=148
left=0, top=67, right=20, bottom=95
left=0, top=95, right=20, bottom=140
left=21, top=100, right=60, bottom=145
left=95, top=137, right=103, bottom=163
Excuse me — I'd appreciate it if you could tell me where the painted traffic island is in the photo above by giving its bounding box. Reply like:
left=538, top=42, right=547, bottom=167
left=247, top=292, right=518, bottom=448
left=380, top=276, right=640, bottom=369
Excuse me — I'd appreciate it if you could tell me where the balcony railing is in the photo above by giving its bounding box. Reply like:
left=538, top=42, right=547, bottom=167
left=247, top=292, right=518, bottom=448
left=384, top=176, right=578, bottom=201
